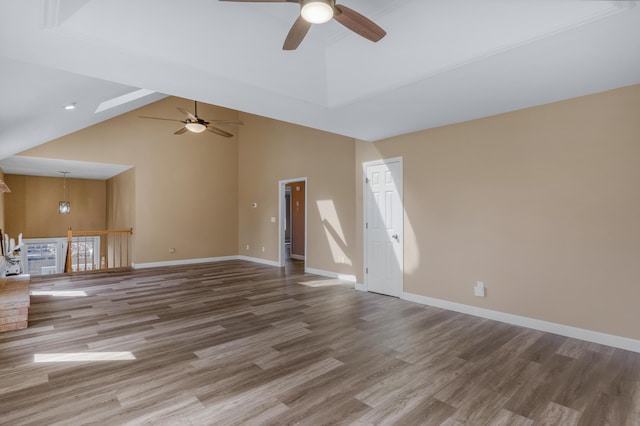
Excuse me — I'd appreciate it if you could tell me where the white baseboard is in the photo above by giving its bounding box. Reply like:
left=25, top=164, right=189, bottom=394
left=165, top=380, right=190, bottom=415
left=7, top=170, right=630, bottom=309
left=132, top=256, right=360, bottom=284
left=133, top=255, right=282, bottom=270
left=354, top=283, right=366, bottom=292
left=401, top=291, right=640, bottom=354
left=132, top=256, right=240, bottom=269
left=305, top=267, right=357, bottom=283
left=236, top=255, right=281, bottom=267
left=133, top=257, right=360, bottom=285
left=290, top=254, right=305, bottom=260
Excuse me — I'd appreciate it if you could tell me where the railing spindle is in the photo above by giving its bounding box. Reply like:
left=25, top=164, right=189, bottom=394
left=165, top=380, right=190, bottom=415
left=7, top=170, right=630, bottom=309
left=64, top=228, right=133, bottom=274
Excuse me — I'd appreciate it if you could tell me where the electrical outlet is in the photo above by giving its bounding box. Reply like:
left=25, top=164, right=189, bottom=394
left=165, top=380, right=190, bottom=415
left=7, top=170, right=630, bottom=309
left=169, top=248, right=175, bottom=254
left=246, top=245, right=249, bottom=250
left=474, top=281, right=485, bottom=297
left=262, top=246, right=265, bottom=252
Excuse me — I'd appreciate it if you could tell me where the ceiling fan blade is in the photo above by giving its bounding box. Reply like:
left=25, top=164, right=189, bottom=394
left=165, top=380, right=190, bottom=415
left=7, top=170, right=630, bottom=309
left=210, top=120, right=245, bottom=126
left=207, top=126, right=234, bottom=138
left=334, top=4, right=386, bottom=42
left=283, top=16, right=312, bottom=50
left=139, top=116, right=184, bottom=123
left=177, top=107, right=198, bottom=121
left=174, top=127, right=188, bottom=135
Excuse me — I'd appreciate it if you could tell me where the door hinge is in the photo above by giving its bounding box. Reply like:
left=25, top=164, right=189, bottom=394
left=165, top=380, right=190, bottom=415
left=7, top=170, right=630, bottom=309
left=365, top=177, right=369, bottom=184
left=365, top=222, right=368, bottom=229
left=366, top=267, right=368, bottom=274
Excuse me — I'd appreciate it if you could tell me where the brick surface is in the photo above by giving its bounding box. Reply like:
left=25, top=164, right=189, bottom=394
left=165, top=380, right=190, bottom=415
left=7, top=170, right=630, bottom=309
left=0, top=308, right=19, bottom=317
left=0, top=314, right=28, bottom=325
left=0, top=274, right=31, bottom=332
left=0, top=322, right=17, bottom=332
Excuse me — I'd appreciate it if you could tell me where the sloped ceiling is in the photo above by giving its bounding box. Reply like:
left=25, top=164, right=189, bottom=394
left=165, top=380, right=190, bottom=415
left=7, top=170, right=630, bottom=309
left=1, top=0, right=639, bottom=175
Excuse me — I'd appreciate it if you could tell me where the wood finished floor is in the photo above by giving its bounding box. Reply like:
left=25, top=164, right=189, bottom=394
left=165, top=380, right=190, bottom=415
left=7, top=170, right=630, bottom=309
left=1, top=260, right=639, bottom=425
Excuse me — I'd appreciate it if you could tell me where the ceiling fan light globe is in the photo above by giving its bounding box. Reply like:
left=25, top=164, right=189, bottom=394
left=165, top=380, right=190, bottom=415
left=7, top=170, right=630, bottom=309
left=185, top=122, right=206, bottom=133
left=301, top=0, right=333, bottom=24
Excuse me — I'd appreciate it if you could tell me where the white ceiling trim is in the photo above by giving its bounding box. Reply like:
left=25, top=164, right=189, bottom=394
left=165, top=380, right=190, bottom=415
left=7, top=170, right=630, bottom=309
left=95, top=89, right=157, bottom=114
left=324, top=1, right=631, bottom=107
left=0, top=156, right=133, bottom=180
left=42, top=0, right=92, bottom=29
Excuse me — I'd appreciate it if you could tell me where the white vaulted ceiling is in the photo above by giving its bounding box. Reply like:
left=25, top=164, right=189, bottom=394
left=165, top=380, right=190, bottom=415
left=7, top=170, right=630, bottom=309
left=1, top=0, right=640, bottom=175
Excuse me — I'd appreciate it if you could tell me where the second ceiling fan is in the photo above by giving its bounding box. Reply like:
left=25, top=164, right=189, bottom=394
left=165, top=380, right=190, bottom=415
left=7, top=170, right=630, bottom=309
left=220, top=0, right=386, bottom=50
left=139, top=101, right=243, bottom=138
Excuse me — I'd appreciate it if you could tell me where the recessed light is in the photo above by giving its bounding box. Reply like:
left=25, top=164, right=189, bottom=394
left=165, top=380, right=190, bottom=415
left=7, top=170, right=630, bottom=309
left=64, top=103, right=76, bottom=110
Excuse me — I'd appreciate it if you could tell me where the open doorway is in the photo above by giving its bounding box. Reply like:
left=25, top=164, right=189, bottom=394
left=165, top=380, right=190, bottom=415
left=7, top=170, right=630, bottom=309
left=279, top=178, right=307, bottom=269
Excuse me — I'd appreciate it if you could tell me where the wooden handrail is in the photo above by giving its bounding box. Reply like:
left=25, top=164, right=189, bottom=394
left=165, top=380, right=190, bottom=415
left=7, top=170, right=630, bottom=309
left=67, top=229, right=133, bottom=236
left=66, top=227, right=133, bottom=274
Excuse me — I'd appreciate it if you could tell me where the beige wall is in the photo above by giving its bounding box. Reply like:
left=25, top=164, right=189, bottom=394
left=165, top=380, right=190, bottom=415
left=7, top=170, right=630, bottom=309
left=19, top=97, right=239, bottom=264
left=106, top=168, right=135, bottom=231
left=286, top=181, right=305, bottom=257
left=4, top=175, right=25, bottom=237
left=10, top=97, right=357, bottom=275
left=9, top=85, right=639, bottom=342
left=356, top=84, right=640, bottom=340
left=105, top=168, right=135, bottom=267
left=238, top=113, right=356, bottom=275
left=3, top=175, right=106, bottom=238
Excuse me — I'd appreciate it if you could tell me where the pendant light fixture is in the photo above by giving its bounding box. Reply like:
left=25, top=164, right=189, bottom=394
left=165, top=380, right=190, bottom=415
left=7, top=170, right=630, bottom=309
left=59, top=171, right=70, bottom=214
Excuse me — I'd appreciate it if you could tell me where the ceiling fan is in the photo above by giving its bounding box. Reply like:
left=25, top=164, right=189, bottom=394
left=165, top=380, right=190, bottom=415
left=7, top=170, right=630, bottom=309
left=220, top=0, right=386, bottom=50
left=139, top=101, right=243, bottom=138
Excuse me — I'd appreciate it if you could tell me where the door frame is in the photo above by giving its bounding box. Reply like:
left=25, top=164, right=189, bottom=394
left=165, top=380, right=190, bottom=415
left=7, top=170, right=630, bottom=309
left=362, top=157, right=404, bottom=295
left=278, top=177, right=308, bottom=268
left=284, top=186, right=292, bottom=246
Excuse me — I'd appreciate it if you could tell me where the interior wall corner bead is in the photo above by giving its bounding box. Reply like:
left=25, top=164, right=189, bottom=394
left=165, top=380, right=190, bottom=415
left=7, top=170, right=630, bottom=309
left=0, top=181, right=11, bottom=193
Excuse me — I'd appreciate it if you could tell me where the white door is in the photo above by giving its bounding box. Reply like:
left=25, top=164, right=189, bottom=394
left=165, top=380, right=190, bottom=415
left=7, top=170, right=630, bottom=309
left=364, top=158, right=403, bottom=297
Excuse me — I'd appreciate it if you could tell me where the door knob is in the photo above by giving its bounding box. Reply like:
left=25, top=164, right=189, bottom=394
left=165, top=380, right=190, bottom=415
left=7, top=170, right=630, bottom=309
left=392, top=234, right=399, bottom=241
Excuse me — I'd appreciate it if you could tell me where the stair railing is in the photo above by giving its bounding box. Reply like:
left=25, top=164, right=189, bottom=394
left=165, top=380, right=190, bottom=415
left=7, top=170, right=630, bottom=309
left=65, top=227, right=133, bottom=274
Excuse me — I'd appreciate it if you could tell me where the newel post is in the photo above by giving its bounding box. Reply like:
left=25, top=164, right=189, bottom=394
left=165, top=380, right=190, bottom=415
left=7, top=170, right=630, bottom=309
left=66, top=227, right=73, bottom=274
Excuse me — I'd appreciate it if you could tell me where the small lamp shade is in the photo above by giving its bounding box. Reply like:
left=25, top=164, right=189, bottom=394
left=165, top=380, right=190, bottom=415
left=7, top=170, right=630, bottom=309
left=185, top=122, right=206, bottom=133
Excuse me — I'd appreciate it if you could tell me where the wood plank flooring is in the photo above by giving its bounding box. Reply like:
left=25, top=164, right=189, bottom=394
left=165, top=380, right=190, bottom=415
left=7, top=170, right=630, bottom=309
left=1, top=260, right=639, bottom=425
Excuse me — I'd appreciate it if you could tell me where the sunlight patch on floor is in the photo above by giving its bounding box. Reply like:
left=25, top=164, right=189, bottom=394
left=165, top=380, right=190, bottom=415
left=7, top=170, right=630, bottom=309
left=299, top=279, right=354, bottom=288
left=34, top=352, right=136, bottom=362
left=30, top=290, right=88, bottom=297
